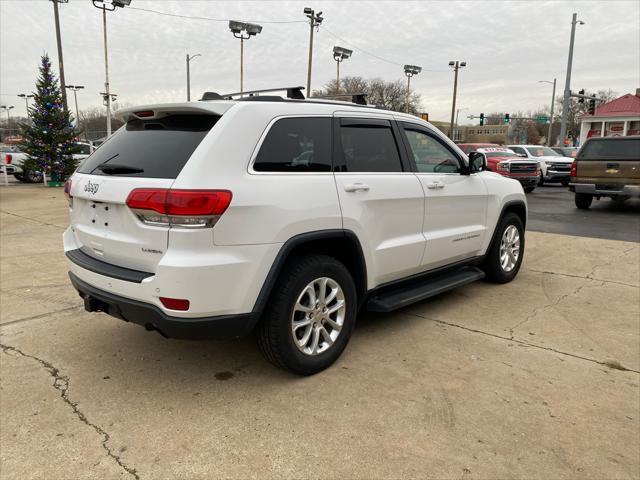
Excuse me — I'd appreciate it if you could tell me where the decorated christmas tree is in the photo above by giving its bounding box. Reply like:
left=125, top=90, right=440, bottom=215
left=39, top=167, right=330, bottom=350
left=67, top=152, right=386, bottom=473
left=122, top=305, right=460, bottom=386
left=20, top=53, right=80, bottom=182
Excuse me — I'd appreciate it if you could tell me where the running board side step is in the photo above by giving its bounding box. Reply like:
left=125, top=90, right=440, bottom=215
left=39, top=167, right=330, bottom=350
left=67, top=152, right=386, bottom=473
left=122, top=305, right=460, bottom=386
left=366, top=266, right=485, bottom=313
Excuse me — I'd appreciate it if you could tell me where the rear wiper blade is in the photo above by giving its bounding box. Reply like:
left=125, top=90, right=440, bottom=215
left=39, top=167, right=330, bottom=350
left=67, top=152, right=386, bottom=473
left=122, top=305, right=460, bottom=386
left=97, top=164, right=144, bottom=174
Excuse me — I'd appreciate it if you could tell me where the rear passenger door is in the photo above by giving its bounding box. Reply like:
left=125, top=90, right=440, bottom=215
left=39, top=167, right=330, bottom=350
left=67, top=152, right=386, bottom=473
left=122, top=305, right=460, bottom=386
left=333, top=116, right=426, bottom=287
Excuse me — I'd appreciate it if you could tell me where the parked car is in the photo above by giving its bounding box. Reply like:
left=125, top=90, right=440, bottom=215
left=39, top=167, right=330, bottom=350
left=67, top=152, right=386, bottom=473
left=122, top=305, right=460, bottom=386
left=1, top=144, right=28, bottom=179
left=507, top=144, right=573, bottom=186
left=569, top=136, right=640, bottom=209
left=5, top=141, right=94, bottom=183
left=64, top=92, right=528, bottom=375
left=552, top=146, right=578, bottom=158
left=458, top=144, right=539, bottom=193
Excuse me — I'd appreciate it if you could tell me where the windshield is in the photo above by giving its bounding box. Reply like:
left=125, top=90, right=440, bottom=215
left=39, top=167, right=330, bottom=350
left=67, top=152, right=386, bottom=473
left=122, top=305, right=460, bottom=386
left=479, top=149, right=519, bottom=159
left=525, top=146, right=560, bottom=157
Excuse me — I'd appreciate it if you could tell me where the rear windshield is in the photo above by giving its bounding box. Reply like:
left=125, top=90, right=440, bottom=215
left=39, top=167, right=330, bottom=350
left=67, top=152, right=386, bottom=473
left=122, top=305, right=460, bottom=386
left=77, top=114, right=219, bottom=178
left=579, top=138, right=640, bottom=160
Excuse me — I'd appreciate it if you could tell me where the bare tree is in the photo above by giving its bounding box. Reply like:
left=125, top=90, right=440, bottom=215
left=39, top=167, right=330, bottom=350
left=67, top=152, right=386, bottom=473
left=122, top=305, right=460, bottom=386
left=556, top=88, right=618, bottom=138
left=313, top=76, right=423, bottom=114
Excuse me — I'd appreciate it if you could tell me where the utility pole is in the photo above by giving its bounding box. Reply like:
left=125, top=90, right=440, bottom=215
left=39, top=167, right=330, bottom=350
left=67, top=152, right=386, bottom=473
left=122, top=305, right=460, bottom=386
left=186, top=53, right=201, bottom=101
left=539, top=79, right=557, bottom=146
left=304, top=8, right=323, bottom=96
left=51, top=0, right=68, bottom=112
left=559, top=13, right=584, bottom=146
left=448, top=60, right=466, bottom=139
left=403, top=65, right=421, bottom=114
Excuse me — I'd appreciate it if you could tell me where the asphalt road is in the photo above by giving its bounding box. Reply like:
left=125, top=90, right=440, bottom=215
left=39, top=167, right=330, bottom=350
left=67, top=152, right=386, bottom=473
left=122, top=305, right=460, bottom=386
left=526, top=184, right=640, bottom=242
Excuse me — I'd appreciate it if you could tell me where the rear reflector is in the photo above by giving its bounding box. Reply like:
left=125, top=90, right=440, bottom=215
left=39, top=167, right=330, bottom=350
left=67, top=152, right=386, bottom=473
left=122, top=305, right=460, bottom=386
left=570, top=161, right=577, bottom=177
left=159, top=297, right=190, bottom=311
left=126, top=189, right=232, bottom=228
left=64, top=179, right=73, bottom=206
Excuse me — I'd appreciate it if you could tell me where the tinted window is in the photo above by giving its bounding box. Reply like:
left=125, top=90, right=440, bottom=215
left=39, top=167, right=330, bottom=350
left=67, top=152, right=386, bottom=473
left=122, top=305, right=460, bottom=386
left=404, top=129, right=460, bottom=173
left=579, top=138, right=640, bottom=160
left=254, top=118, right=332, bottom=172
left=78, top=114, right=219, bottom=178
left=340, top=125, right=402, bottom=172
left=74, top=143, right=92, bottom=155
left=510, top=146, right=525, bottom=155
left=525, top=146, right=560, bottom=157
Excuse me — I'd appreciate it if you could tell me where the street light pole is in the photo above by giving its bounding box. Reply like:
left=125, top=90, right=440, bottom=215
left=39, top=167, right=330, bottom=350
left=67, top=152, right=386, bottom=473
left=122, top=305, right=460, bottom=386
left=304, top=8, right=323, bottom=97
left=51, top=0, right=68, bottom=112
left=455, top=107, right=468, bottom=141
left=92, top=0, right=132, bottom=138
left=448, top=60, right=466, bottom=139
left=539, top=79, right=557, bottom=146
left=186, top=53, right=201, bottom=101
left=229, top=21, right=262, bottom=96
left=559, top=13, right=584, bottom=146
left=17, top=94, right=34, bottom=116
left=333, top=46, right=352, bottom=93
left=1, top=106, right=15, bottom=135
left=403, top=65, right=421, bottom=114
left=66, top=85, right=84, bottom=131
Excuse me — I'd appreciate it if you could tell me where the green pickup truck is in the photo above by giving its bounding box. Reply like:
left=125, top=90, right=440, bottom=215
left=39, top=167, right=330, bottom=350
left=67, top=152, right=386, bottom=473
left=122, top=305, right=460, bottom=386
left=570, top=136, right=640, bottom=209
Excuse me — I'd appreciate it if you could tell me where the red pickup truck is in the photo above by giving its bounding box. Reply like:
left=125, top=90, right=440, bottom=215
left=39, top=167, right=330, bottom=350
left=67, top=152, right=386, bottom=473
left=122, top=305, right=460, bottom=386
left=458, top=143, right=540, bottom=193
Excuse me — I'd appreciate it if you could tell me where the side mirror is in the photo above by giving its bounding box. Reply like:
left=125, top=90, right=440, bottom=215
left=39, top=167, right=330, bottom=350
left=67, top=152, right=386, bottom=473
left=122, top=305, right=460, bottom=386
left=467, top=152, right=486, bottom=174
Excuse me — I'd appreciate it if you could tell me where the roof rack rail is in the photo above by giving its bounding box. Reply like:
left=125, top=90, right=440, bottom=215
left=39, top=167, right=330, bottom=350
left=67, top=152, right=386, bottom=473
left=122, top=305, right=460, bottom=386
left=312, top=92, right=368, bottom=105
left=201, top=86, right=305, bottom=101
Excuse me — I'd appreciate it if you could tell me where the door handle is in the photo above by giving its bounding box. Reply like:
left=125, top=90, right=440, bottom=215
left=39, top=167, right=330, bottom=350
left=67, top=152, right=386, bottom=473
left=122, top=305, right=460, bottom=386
left=426, top=181, right=445, bottom=189
left=344, top=182, right=370, bottom=192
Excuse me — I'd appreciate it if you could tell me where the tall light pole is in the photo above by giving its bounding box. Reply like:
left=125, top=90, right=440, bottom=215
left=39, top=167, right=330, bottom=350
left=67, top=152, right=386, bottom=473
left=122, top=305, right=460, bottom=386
left=304, top=8, right=323, bottom=97
left=186, top=53, right=201, bottom=101
left=448, top=60, right=466, bottom=139
left=51, top=0, right=68, bottom=112
left=66, top=85, right=84, bottom=131
left=1, top=106, right=15, bottom=135
left=333, top=46, right=352, bottom=93
left=403, top=65, right=422, bottom=113
left=455, top=107, right=468, bottom=141
left=229, top=21, right=262, bottom=96
left=559, top=13, right=584, bottom=146
left=17, top=94, right=34, bottom=115
left=539, top=79, right=557, bottom=146
left=92, top=0, right=132, bottom=138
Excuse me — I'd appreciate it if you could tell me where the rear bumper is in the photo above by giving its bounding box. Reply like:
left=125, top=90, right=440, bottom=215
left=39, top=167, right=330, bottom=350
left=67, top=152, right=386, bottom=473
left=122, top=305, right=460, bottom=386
left=570, top=183, right=640, bottom=197
left=69, top=272, right=256, bottom=339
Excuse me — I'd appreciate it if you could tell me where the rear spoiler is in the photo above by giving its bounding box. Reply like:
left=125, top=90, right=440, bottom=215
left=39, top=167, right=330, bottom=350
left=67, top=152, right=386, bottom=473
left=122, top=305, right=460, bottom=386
left=115, top=103, right=234, bottom=122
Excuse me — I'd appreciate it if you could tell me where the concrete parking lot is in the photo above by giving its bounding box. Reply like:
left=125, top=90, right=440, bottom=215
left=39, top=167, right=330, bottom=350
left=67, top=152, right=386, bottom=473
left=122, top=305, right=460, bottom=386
left=1, top=184, right=639, bottom=479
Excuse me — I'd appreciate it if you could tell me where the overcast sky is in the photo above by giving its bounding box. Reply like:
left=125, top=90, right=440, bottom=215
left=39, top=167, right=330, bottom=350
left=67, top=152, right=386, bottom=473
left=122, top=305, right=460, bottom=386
left=1, top=0, right=638, bottom=124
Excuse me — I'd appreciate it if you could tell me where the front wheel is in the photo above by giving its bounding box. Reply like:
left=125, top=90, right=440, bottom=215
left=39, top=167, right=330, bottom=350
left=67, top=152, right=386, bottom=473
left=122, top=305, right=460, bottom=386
left=256, top=254, right=357, bottom=375
left=575, top=192, right=593, bottom=209
left=524, top=186, right=535, bottom=193
left=23, top=170, right=43, bottom=183
left=561, top=180, right=570, bottom=187
left=538, top=172, right=545, bottom=186
left=482, top=213, right=525, bottom=283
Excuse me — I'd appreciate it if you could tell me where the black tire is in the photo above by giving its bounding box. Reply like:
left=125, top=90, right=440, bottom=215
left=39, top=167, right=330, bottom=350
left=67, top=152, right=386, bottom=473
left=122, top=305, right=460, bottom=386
left=256, top=254, right=357, bottom=375
left=538, top=172, right=545, bottom=186
left=481, top=212, right=525, bottom=284
left=575, top=192, right=593, bottom=209
left=561, top=180, right=570, bottom=187
left=23, top=170, right=43, bottom=184
left=524, top=186, right=535, bottom=193
left=13, top=173, right=24, bottom=182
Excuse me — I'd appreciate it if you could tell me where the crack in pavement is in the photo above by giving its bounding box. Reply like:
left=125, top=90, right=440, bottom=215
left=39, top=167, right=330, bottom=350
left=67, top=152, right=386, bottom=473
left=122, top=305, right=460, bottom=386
left=0, top=210, right=67, bottom=230
left=524, top=268, right=638, bottom=289
left=0, top=343, right=140, bottom=479
left=412, top=313, right=640, bottom=374
left=0, top=305, right=84, bottom=328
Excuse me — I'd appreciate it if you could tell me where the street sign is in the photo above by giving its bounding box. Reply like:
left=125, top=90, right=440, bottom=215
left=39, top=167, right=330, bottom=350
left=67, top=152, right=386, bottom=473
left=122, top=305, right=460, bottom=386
left=536, top=115, right=549, bottom=124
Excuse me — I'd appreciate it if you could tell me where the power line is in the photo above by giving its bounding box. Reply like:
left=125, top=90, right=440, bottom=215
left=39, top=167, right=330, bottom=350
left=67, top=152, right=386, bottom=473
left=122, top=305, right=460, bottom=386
left=127, top=6, right=306, bottom=24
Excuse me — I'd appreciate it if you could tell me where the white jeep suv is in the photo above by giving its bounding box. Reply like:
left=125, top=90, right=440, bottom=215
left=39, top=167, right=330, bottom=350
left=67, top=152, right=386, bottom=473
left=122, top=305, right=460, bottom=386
left=64, top=89, right=527, bottom=374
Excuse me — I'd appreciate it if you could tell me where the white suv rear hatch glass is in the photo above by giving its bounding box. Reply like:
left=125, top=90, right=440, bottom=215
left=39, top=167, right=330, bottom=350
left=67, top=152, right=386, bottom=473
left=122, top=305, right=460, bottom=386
left=69, top=114, right=219, bottom=272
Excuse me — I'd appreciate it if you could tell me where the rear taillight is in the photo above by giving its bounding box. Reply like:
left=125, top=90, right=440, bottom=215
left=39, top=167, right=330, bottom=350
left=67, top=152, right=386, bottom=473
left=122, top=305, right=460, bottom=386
left=126, top=189, right=232, bottom=228
left=5, top=154, right=12, bottom=164
left=64, top=179, right=73, bottom=207
left=159, top=297, right=190, bottom=311
left=570, top=161, right=577, bottom=178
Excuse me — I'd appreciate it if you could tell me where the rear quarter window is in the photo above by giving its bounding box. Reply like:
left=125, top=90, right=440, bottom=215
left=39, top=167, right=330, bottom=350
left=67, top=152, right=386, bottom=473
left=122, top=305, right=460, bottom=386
left=77, top=114, right=219, bottom=178
left=579, top=138, right=640, bottom=160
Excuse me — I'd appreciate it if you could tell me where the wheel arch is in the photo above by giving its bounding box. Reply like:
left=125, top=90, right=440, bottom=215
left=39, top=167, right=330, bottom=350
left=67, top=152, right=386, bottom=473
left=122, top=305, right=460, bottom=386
left=251, top=229, right=368, bottom=318
left=484, top=200, right=528, bottom=258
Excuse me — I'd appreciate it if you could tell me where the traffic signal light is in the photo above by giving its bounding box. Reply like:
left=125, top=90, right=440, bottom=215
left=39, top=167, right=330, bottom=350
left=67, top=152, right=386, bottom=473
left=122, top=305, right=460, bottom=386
left=578, top=89, right=585, bottom=104
left=588, top=95, right=596, bottom=115
left=479, top=113, right=485, bottom=126
left=504, top=113, right=510, bottom=124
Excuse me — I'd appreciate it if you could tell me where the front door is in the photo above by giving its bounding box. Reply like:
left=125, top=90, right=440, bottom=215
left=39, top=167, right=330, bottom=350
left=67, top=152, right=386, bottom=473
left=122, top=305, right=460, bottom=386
left=333, top=116, right=426, bottom=287
left=399, top=123, right=488, bottom=270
